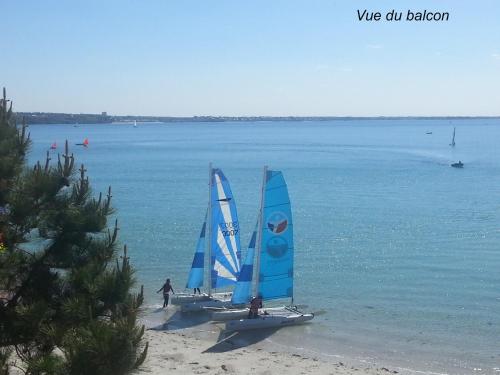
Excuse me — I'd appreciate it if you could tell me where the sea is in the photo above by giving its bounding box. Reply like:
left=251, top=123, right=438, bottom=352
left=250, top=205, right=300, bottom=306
left=27, top=119, right=500, bottom=374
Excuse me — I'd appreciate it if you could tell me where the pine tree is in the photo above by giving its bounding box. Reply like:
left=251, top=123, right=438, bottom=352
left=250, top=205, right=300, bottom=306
left=0, top=88, right=147, bottom=374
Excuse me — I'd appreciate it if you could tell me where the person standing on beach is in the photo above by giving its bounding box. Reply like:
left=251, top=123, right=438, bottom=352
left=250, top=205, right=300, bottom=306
left=248, top=295, right=263, bottom=319
left=157, top=278, right=175, bottom=308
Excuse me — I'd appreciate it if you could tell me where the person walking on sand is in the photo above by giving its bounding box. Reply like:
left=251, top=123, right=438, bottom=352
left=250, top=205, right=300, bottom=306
left=157, top=278, right=175, bottom=308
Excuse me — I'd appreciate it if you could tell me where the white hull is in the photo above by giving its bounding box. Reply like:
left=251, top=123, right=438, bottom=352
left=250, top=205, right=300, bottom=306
left=211, top=306, right=289, bottom=321
left=171, top=292, right=232, bottom=306
left=224, top=309, right=314, bottom=331
left=171, top=293, right=211, bottom=305
left=181, top=296, right=240, bottom=313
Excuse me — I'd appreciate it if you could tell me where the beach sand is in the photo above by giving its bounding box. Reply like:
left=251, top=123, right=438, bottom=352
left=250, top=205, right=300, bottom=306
left=137, top=325, right=405, bottom=375
left=4, top=306, right=436, bottom=375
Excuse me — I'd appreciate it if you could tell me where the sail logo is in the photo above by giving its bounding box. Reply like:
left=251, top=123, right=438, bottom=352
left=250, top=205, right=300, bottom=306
left=266, top=236, right=288, bottom=258
left=266, top=212, right=288, bottom=235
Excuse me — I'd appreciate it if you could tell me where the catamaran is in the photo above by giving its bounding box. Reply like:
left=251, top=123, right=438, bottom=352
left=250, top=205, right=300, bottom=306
left=210, top=221, right=288, bottom=320
left=219, top=167, right=314, bottom=330
left=171, top=211, right=233, bottom=306
left=171, top=165, right=243, bottom=312
left=449, top=127, right=456, bottom=147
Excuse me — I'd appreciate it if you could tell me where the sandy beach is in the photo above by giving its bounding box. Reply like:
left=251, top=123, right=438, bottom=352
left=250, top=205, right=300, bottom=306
left=138, top=329, right=405, bottom=375
left=137, top=315, right=408, bottom=375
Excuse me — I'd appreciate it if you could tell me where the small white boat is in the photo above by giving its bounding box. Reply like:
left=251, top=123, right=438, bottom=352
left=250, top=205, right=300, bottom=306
left=225, top=307, right=314, bottom=331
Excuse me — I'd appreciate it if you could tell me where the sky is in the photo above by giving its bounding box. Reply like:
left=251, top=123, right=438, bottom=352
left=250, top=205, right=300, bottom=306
left=2, top=0, right=500, bottom=116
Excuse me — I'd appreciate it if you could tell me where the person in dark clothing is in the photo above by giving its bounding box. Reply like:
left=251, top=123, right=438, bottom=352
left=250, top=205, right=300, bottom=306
left=193, top=287, right=201, bottom=294
left=157, top=278, right=175, bottom=307
left=247, top=295, right=263, bottom=319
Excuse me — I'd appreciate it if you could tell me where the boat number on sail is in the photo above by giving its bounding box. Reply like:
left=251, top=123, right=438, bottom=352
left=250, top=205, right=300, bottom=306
left=220, top=221, right=239, bottom=237
left=266, top=236, right=288, bottom=258
left=266, top=212, right=288, bottom=235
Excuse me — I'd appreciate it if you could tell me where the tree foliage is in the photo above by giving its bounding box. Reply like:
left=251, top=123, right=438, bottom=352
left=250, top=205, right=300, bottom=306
left=0, top=89, right=147, bottom=374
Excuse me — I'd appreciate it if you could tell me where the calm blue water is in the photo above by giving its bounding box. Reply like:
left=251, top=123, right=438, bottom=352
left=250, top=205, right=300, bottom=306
left=27, top=120, right=500, bottom=374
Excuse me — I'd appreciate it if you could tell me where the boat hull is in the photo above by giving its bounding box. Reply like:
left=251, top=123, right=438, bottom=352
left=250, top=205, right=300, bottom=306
left=171, top=293, right=211, bottom=305
left=171, top=292, right=232, bottom=306
left=211, top=306, right=289, bottom=321
left=181, top=297, right=240, bottom=313
left=225, top=311, right=314, bottom=331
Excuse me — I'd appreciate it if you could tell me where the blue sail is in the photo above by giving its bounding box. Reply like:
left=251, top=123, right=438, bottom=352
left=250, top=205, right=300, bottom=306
left=258, top=170, right=294, bottom=300
left=231, top=223, right=258, bottom=304
left=186, top=212, right=207, bottom=289
left=210, top=168, right=241, bottom=288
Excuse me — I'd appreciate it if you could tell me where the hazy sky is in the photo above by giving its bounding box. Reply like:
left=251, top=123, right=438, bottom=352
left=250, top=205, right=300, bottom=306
left=3, top=0, right=500, bottom=116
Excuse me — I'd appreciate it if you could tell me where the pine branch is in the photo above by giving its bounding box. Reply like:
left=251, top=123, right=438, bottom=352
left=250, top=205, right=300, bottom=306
left=133, top=342, right=148, bottom=369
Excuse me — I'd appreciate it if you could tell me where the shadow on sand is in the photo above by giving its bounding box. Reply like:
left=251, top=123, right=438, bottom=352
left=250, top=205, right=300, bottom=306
left=147, top=309, right=212, bottom=331
left=203, top=327, right=280, bottom=353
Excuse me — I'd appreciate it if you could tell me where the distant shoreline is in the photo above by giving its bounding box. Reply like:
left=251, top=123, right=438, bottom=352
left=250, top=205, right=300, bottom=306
left=15, top=112, right=500, bottom=125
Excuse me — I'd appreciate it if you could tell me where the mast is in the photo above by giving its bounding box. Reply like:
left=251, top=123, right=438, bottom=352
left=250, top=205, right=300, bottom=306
left=207, top=162, right=213, bottom=297
left=253, top=165, right=268, bottom=297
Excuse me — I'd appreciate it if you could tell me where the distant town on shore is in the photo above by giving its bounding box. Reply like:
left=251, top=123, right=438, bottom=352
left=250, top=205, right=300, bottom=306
left=14, top=112, right=500, bottom=124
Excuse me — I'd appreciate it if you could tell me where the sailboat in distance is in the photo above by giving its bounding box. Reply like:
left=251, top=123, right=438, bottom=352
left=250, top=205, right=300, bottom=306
left=76, top=138, right=89, bottom=147
left=222, top=167, right=314, bottom=330
left=449, top=127, right=456, bottom=147
left=133, top=120, right=137, bottom=128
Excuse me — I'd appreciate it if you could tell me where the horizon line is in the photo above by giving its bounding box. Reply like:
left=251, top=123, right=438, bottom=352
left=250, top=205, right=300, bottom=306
left=15, top=111, right=500, bottom=120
